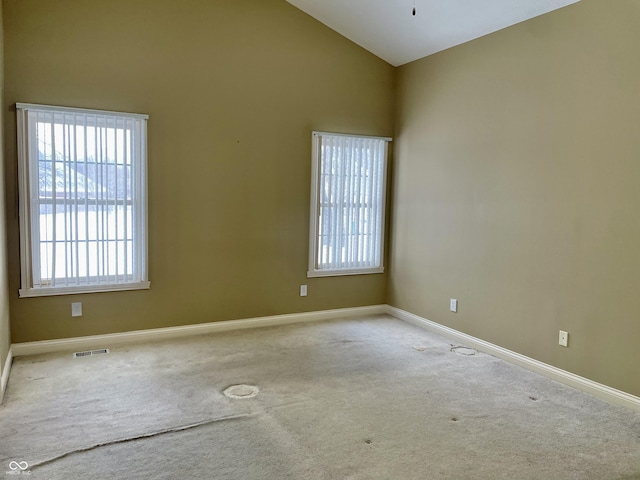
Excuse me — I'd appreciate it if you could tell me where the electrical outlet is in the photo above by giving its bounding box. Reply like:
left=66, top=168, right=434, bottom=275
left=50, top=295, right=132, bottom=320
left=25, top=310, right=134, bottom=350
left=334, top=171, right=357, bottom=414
left=300, top=285, right=307, bottom=297
left=71, top=302, right=83, bottom=317
left=559, top=330, right=569, bottom=347
left=450, top=298, right=458, bottom=313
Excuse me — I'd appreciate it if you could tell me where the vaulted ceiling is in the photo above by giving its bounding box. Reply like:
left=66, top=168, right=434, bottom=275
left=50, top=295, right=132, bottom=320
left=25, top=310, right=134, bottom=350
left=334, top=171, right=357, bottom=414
left=286, top=0, right=580, bottom=66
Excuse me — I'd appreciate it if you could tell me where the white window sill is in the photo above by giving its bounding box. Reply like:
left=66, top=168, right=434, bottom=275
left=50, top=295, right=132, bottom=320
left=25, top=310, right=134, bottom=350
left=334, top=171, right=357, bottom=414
left=19, top=281, right=151, bottom=298
left=307, top=267, right=384, bottom=278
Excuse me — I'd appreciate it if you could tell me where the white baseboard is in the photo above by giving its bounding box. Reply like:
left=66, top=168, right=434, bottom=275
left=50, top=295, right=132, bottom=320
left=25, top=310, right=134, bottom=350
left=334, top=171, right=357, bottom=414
left=9, top=303, right=639, bottom=414
left=1, top=348, right=13, bottom=404
left=386, top=305, right=640, bottom=413
left=11, top=305, right=387, bottom=357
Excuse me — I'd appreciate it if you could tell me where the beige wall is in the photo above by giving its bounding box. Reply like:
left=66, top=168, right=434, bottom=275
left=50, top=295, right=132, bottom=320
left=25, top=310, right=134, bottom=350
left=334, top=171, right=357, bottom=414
left=0, top=0, right=11, bottom=381
left=5, top=0, right=639, bottom=400
left=390, top=0, right=640, bottom=397
left=3, top=0, right=395, bottom=342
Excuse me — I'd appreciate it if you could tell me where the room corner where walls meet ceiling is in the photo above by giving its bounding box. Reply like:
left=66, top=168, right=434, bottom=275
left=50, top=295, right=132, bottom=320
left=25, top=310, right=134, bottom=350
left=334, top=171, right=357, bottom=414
left=285, top=0, right=581, bottom=66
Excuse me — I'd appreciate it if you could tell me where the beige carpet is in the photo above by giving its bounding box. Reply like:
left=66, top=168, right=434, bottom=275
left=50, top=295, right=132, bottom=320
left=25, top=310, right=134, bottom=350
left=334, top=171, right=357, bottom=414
left=1, top=315, right=639, bottom=479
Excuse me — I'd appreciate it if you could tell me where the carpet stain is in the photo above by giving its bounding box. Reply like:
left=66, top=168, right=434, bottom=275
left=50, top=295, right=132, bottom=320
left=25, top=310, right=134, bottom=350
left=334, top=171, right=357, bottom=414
left=451, top=417, right=459, bottom=422
left=529, top=396, right=539, bottom=401
left=364, top=439, right=373, bottom=445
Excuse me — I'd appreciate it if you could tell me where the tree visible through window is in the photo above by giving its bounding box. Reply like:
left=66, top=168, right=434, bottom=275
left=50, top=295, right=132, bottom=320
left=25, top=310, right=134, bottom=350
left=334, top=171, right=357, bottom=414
left=308, top=132, right=390, bottom=277
left=16, top=103, right=150, bottom=297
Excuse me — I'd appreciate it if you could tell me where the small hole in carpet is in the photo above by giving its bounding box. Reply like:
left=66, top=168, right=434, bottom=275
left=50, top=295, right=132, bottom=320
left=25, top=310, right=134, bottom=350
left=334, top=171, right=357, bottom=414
left=450, top=346, right=477, bottom=356
left=223, top=384, right=260, bottom=399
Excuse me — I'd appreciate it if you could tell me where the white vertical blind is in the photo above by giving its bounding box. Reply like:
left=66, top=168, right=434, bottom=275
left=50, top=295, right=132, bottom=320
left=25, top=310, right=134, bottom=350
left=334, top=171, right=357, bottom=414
left=308, top=132, right=390, bottom=276
left=16, top=103, right=149, bottom=297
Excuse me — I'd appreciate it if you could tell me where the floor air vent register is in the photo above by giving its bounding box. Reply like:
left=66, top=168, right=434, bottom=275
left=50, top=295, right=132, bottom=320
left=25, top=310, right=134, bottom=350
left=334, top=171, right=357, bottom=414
left=73, top=349, right=110, bottom=358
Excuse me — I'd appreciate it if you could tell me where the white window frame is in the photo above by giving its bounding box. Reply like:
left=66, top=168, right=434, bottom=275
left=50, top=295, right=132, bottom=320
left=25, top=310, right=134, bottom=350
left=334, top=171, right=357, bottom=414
left=16, top=103, right=150, bottom=297
left=308, top=131, right=391, bottom=278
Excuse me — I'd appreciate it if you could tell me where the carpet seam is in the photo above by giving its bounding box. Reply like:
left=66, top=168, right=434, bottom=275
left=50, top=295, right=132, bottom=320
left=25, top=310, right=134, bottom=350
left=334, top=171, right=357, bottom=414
left=29, top=412, right=255, bottom=470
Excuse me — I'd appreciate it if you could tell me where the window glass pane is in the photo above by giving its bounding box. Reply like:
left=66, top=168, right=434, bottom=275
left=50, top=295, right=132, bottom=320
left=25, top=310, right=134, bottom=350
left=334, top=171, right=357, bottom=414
left=309, top=132, right=388, bottom=276
left=17, top=104, right=148, bottom=296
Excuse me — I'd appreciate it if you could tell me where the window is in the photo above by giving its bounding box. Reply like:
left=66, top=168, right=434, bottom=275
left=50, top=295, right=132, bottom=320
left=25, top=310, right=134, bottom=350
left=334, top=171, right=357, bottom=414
left=308, top=131, right=391, bottom=277
left=16, top=103, right=150, bottom=297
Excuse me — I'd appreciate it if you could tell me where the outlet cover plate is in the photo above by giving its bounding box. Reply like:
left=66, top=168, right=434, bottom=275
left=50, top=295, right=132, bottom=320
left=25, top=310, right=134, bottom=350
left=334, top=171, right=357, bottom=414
left=559, top=330, right=569, bottom=347
left=450, top=298, right=458, bottom=313
left=72, top=302, right=83, bottom=317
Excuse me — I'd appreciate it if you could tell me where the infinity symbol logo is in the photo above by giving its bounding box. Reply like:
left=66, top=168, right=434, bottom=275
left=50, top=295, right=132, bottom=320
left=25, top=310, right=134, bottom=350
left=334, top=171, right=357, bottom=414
left=8, top=461, right=29, bottom=471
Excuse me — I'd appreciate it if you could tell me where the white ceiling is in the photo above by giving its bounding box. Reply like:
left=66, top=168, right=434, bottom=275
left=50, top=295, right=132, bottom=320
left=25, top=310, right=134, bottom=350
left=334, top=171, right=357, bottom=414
left=286, top=0, right=580, bottom=67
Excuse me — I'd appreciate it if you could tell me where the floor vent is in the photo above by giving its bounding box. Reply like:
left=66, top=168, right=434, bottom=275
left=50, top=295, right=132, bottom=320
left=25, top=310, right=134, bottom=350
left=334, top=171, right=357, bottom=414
left=73, top=348, right=110, bottom=358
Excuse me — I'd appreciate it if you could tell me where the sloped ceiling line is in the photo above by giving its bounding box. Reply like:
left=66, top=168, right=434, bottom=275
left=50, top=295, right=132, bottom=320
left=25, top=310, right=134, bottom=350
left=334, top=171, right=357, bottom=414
left=286, top=0, right=580, bottom=66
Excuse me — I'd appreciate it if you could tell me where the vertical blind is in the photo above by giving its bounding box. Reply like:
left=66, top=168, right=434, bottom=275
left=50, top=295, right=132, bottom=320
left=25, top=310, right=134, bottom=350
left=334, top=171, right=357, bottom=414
left=309, top=132, right=389, bottom=275
left=17, top=104, right=149, bottom=295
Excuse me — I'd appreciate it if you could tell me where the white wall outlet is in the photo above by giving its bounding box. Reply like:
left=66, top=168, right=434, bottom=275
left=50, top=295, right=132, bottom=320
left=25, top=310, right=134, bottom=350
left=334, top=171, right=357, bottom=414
left=450, top=298, right=458, bottom=313
left=71, top=302, right=83, bottom=317
left=559, top=330, right=569, bottom=347
left=300, top=285, right=308, bottom=297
